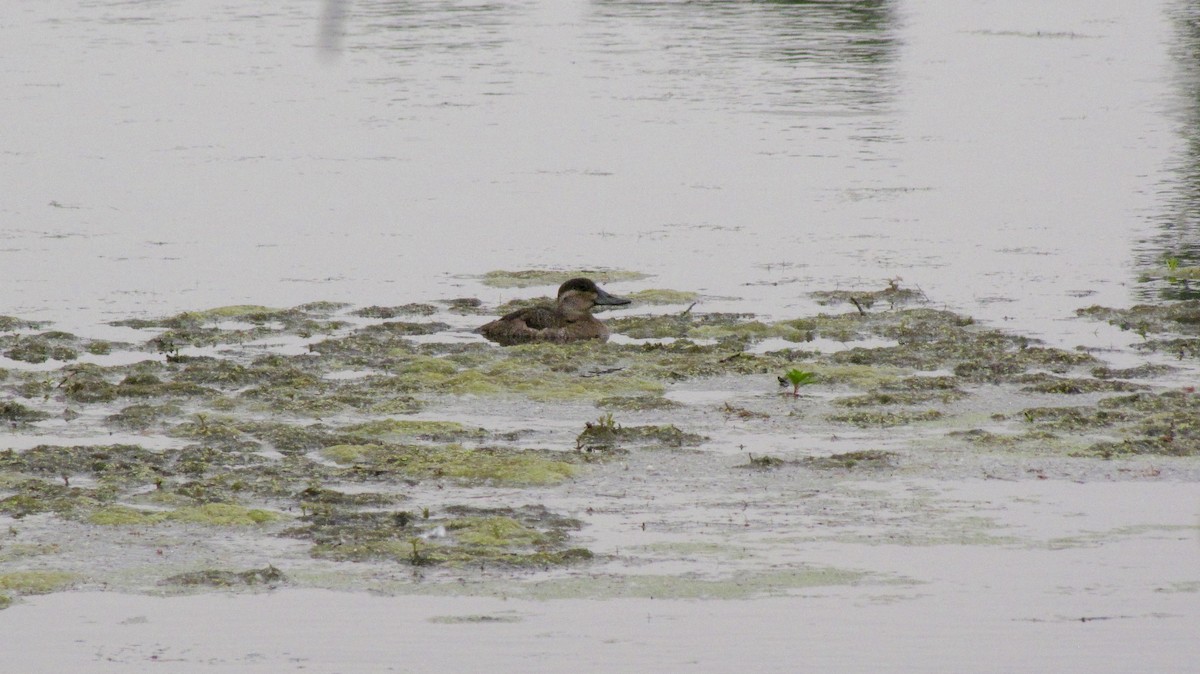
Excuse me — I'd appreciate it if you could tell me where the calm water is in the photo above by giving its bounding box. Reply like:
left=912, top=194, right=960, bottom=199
left=2, top=0, right=1197, bottom=345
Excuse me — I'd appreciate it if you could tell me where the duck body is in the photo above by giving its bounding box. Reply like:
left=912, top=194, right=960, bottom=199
left=477, top=278, right=631, bottom=346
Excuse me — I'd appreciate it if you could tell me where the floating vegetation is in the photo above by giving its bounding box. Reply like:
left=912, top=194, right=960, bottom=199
left=1078, top=301, right=1200, bottom=337
left=827, top=409, right=943, bottom=427
left=1077, top=391, right=1200, bottom=457
left=479, top=269, right=650, bottom=288
left=352, top=304, right=438, bottom=318
left=160, top=565, right=287, bottom=588
left=1016, top=374, right=1147, bottom=395
left=624, top=288, right=701, bottom=305
left=575, top=414, right=705, bottom=452
left=285, top=503, right=590, bottom=568
left=342, top=419, right=488, bottom=443
left=87, top=503, right=280, bottom=526
left=736, top=450, right=897, bottom=471
left=595, top=394, right=682, bottom=411
left=800, top=450, right=898, bottom=470
left=1, top=331, right=81, bottom=363
left=810, top=280, right=924, bottom=311
left=321, top=443, right=577, bottom=487
left=0, top=401, right=50, bottom=424
left=0, top=570, right=78, bottom=595
left=1, top=289, right=1197, bottom=599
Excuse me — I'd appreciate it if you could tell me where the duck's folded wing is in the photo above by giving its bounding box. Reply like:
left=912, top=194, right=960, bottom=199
left=509, top=306, right=560, bottom=331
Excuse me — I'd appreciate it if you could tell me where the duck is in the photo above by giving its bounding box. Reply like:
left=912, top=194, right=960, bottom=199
left=477, top=277, right=632, bottom=346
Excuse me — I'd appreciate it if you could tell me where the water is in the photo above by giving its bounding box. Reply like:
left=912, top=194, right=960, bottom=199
left=3, top=3, right=1200, bottom=670
left=2, top=0, right=1194, bottom=346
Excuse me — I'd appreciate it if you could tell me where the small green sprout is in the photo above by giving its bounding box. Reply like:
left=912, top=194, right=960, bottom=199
left=782, top=368, right=817, bottom=397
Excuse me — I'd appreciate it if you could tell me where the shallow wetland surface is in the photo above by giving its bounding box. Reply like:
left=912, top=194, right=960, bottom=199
left=3, top=0, right=1200, bottom=671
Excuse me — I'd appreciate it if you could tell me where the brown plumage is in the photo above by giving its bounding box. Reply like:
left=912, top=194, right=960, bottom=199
left=477, top=278, right=631, bottom=346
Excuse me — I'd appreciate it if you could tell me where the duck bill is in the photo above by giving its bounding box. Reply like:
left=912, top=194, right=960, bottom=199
left=594, top=288, right=632, bottom=306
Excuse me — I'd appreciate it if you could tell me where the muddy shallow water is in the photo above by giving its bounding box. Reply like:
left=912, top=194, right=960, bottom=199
left=3, top=0, right=1200, bottom=671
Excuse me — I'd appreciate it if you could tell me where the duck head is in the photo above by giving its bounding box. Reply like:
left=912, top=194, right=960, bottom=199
left=556, top=277, right=631, bottom=319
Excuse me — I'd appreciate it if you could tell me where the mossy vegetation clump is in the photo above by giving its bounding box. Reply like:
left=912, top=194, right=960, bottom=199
left=0, top=401, right=50, bottom=424
left=321, top=443, right=577, bottom=487
left=1078, top=301, right=1200, bottom=337
left=480, top=269, right=649, bottom=288
left=0, top=479, right=108, bottom=518
left=827, top=409, right=943, bottom=427
left=625, top=289, right=701, bottom=305
left=1076, top=391, right=1200, bottom=457
left=810, top=281, right=924, bottom=310
left=3, top=287, right=1196, bottom=596
left=161, top=565, right=287, bottom=588
left=575, top=414, right=705, bottom=452
left=0, top=570, right=78, bottom=595
left=352, top=304, right=438, bottom=318
left=1, top=331, right=81, bottom=363
left=801, top=450, right=898, bottom=470
left=289, top=503, right=589, bottom=568
left=342, top=419, right=488, bottom=443
left=1016, top=374, right=1147, bottom=395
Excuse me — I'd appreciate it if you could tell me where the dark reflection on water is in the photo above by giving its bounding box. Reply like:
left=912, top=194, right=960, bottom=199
left=350, top=0, right=528, bottom=56
left=1141, top=1, right=1200, bottom=301
left=587, top=0, right=901, bottom=116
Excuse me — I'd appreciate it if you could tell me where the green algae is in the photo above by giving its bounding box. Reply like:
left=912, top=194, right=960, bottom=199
left=352, top=304, right=438, bottom=318
left=802, top=450, right=898, bottom=470
left=428, top=614, right=522, bottom=624
left=0, top=401, right=50, bottom=424
left=114, top=304, right=347, bottom=352
left=295, top=485, right=402, bottom=508
left=89, top=503, right=284, bottom=527
left=161, top=565, right=287, bottom=587
left=322, top=443, right=577, bottom=487
left=291, top=504, right=588, bottom=568
left=607, top=312, right=758, bottom=340
left=165, top=503, right=281, bottom=526
left=575, top=414, right=705, bottom=452
left=624, top=289, right=701, bottom=305
left=2, top=332, right=80, bottom=363
left=595, top=394, right=682, bottom=411
left=343, top=419, right=488, bottom=443
left=833, top=390, right=962, bottom=407
left=0, top=315, right=44, bottom=332
left=1092, top=364, right=1177, bottom=380
left=738, top=450, right=897, bottom=471
left=1078, top=301, right=1200, bottom=338
left=106, top=403, right=183, bottom=430
left=370, top=346, right=665, bottom=401
left=1077, top=391, right=1200, bottom=457
left=0, top=543, right=61, bottom=562
left=4, top=292, right=1198, bottom=599
left=480, top=269, right=649, bottom=288
left=811, top=282, right=925, bottom=310
left=88, top=505, right=166, bottom=526
left=0, top=479, right=107, bottom=518
left=1018, top=406, right=1126, bottom=431
left=0, top=570, right=78, bottom=595
left=1016, top=374, right=1147, bottom=395
left=828, top=409, right=943, bottom=427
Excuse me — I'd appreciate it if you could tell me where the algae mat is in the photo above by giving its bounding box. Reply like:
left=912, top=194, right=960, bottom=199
left=0, top=291, right=1198, bottom=620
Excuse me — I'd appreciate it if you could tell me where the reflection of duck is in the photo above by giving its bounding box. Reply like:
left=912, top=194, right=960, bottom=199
left=477, top=278, right=632, bottom=346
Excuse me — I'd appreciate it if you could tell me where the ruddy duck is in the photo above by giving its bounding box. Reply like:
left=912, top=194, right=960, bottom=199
left=477, top=277, right=631, bottom=346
